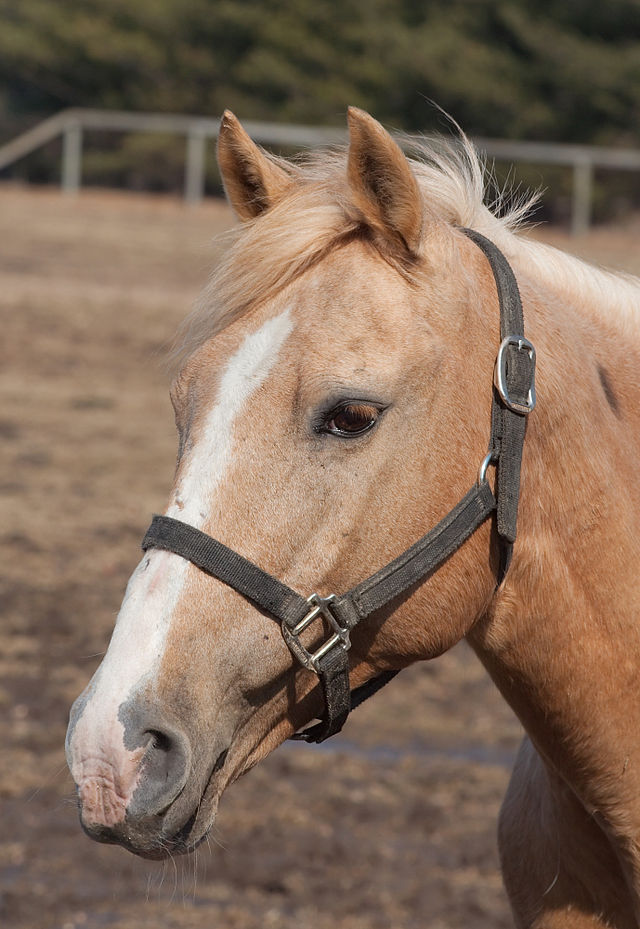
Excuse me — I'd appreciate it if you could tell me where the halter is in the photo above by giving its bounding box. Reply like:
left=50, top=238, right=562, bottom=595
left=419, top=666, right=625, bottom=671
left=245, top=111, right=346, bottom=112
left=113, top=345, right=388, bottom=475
left=141, top=228, right=536, bottom=743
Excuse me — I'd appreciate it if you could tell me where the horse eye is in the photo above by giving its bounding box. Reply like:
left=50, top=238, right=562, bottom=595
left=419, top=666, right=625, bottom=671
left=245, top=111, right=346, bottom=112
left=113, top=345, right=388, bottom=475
left=325, top=402, right=381, bottom=437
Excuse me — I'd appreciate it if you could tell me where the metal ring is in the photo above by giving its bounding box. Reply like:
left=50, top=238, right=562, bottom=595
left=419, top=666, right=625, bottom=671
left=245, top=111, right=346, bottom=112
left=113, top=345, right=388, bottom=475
left=477, top=452, right=497, bottom=486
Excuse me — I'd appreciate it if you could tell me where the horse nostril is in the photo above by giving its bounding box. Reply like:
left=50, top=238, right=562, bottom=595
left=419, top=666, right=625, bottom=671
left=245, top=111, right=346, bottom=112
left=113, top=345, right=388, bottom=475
left=147, top=729, right=172, bottom=754
left=125, top=721, right=192, bottom=818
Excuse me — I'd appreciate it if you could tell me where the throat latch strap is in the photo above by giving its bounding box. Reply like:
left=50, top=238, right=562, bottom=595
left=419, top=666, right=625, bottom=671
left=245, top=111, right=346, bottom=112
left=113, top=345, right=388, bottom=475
left=140, top=227, right=535, bottom=744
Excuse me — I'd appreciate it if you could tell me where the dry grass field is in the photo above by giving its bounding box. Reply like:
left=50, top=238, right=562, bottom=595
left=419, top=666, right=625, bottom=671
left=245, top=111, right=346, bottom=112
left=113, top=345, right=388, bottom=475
left=2, top=185, right=639, bottom=929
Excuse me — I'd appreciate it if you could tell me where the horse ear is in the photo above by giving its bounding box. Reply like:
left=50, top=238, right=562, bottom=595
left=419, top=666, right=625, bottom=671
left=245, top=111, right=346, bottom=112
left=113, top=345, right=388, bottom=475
left=346, top=107, right=423, bottom=255
left=217, top=110, right=293, bottom=221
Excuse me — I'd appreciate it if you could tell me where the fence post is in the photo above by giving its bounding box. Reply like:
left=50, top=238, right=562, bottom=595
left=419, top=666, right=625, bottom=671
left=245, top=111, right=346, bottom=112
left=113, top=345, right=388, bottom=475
left=62, top=119, right=82, bottom=195
left=185, top=126, right=207, bottom=204
left=571, top=158, right=593, bottom=236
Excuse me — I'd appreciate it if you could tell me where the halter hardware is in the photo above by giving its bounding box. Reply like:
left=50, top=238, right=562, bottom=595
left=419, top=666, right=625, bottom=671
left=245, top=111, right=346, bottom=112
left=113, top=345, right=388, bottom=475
left=477, top=451, right=498, bottom=486
left=494, top=336, right=536, bottom=415
left=282, top=593, right=350, bottom=673
left=141, top=227, right=535, bottom=744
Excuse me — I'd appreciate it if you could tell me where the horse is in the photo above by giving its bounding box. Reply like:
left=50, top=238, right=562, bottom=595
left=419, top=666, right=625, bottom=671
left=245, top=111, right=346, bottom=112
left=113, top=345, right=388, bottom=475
left=65, top=107, right=640, bottom=928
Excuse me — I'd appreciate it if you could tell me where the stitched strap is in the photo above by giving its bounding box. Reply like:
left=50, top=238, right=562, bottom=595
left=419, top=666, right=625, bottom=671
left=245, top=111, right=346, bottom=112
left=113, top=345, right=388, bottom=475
left=293, top=668, right=399, bottom=743
left=462, top=228, right=534, bottom=560
left=142, top=485, right=495, bottom=633
left=344, top=481, right=496, bottom=622
left=313, top=648, right=351, bottom=740
left=142, top=515, right=311, bottom=628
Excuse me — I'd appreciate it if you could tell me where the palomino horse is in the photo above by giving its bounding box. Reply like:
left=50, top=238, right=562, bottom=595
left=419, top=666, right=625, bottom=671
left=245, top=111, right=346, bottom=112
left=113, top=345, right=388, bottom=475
left=66, top=108, right=640, bottom=928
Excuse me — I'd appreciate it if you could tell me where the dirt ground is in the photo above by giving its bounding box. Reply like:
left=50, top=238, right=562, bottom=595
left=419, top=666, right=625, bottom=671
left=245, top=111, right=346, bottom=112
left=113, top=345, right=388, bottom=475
left=2, top=186, right=639, bottom=929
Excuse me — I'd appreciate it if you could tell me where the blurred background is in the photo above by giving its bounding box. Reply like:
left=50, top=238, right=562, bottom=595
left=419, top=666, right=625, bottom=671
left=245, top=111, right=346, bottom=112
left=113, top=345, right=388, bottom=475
left=1, top=3, right=639, bottom=929
left=1, top=0, right=640, bottom=223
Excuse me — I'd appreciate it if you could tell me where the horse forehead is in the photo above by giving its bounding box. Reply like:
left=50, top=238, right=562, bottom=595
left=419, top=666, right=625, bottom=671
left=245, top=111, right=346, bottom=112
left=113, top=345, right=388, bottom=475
left=178, top=304, right=295, bottom=402
left=180, top=242, right=421, bottom=409
left=297, top=244, right=412, bottom=313
left=287, top=253, right=421, bottom=368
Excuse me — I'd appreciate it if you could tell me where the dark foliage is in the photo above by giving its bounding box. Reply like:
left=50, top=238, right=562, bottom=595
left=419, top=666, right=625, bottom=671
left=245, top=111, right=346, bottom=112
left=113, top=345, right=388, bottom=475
left=1, top=0, right=639, bottom=216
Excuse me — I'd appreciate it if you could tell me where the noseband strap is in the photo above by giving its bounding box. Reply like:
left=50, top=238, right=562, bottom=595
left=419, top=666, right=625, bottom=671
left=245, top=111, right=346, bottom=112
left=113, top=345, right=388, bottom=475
left=141, top=228, right=536, bottom=743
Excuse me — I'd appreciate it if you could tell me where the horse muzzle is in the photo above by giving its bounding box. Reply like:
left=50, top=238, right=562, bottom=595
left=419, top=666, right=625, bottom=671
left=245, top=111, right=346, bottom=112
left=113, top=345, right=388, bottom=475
left=66, top=693, right=219, bottom=859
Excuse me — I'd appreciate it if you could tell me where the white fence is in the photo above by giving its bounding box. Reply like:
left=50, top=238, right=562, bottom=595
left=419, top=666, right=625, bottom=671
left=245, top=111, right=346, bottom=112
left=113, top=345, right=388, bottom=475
left=1, top=107, right=640, bottom=235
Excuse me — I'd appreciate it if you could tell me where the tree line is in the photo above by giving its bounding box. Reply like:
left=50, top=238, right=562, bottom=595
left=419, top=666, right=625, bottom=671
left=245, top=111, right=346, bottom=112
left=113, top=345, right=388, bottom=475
left=1, top=0, right=639, bottom=217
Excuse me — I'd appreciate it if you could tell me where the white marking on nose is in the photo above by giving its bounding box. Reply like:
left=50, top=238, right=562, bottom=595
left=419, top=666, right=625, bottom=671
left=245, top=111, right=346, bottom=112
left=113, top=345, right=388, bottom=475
left=68, top=308, right=294, bottom=806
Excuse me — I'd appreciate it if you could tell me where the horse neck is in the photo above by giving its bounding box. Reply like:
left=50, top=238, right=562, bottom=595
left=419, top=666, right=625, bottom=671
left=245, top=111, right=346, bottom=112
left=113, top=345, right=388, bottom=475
left=467, top=238, right=640, bottom=812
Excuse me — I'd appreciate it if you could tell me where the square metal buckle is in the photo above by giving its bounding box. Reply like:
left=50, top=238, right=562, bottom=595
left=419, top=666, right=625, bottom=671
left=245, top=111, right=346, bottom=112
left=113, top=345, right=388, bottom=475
left=494, top=335, right=536, bottom=415
left=282, top=593, right=351, bottom=674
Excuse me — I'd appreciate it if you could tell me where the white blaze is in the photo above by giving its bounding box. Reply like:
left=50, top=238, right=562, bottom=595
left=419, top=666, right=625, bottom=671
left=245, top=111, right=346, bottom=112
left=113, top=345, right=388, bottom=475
left=69, top=308, right=293, bottom=782
left=167, top=307, right=293, bottom=526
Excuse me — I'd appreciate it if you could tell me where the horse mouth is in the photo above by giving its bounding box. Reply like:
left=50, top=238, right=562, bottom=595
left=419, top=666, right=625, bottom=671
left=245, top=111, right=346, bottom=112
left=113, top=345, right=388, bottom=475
left=137, top=761, right=229, bottom=859
left=126, top=809, right=213, bottom=861
left=76, top=746, right=231, bottom=860
left=123, top=740, right=264, bottom=859
left=81, top=789, right=222, bottom=861
left=75, top=707, right=286, bottom=859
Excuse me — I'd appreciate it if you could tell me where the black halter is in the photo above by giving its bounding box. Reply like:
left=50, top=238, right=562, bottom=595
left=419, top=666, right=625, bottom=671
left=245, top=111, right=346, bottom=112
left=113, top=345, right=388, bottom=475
left=141, top=228, right=536, bottom=743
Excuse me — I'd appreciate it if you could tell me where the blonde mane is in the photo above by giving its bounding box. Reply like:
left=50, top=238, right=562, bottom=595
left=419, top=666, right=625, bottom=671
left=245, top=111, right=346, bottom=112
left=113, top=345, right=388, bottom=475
left=174, top=135, right=640, bottom=368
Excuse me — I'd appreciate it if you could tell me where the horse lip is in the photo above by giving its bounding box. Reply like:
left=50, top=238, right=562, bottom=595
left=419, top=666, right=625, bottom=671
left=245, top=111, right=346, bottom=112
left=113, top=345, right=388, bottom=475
left=154, top=780, right=187, bottom=817
left=122, top=748, right=231, bottom=858
left=160, top=746, right=235, bottom=852
left=76, top=741, right=233, bottom=859
left=211, top=746, right=229, bottom=775
left=143, top=796, right=219, bottom=859
left=164, top=807, right=200, bottom=851
left=147, top=749, right=228, bottom=834
left=79, top=802, right=212, bottom=860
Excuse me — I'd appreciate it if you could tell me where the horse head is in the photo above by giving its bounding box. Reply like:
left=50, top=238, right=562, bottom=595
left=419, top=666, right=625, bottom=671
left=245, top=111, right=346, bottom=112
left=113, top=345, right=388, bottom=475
left=66, top=108, right=505, bottom=859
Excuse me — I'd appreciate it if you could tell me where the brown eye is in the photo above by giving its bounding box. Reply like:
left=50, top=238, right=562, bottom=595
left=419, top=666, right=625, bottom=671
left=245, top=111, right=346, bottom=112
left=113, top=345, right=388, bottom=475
left=326, top=402, right=381, bottom=437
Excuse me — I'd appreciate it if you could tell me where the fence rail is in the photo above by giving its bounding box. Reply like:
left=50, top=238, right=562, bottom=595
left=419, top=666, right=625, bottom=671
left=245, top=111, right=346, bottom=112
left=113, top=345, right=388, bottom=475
left=2, top=107, right=640, bottom=235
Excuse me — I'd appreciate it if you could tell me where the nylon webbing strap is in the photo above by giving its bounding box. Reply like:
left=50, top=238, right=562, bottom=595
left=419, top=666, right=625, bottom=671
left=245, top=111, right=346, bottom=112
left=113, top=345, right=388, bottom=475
left=345, top=481, right=496, bottom=622
left=294, top=668, right=399, bottom=743
left=314, top=647, right=351, bottom=738
left=142, top=515, right=310, bottom=628
left=142, top=484, right=495, bottom=635
left=140, top=228, right=534, bottom=744
left=462, top=228, right=533, bottom=559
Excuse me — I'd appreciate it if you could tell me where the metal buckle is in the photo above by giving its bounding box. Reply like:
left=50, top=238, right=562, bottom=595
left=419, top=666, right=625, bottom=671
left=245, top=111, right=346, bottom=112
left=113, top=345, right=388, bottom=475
left=494, top=336, right=536, bottom=415
left=282, top=593, right=351, bottom=673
